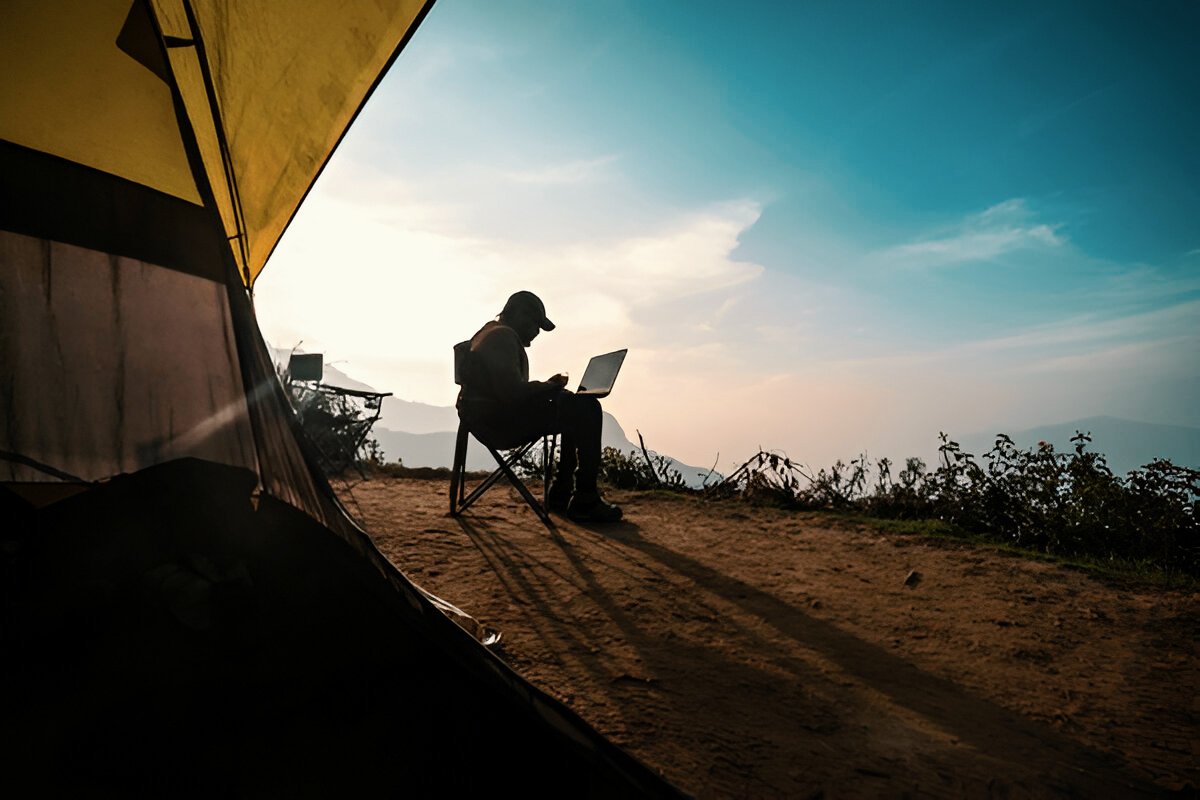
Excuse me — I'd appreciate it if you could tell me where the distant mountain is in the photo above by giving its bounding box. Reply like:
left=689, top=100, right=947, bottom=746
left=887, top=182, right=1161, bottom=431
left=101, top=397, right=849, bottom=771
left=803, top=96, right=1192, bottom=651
left=271, top=348, right=459, bottom=433
left=958, top=416, right=1200, bottom=477
left=377, top=397, right=460, bottom=435
left=270, top=348, right=716, bottom=486
left=374, top=409, right=717, bottom=488
left=372, top=411, right=630, bottom=471
left=270, top=348, right=374, bottom=389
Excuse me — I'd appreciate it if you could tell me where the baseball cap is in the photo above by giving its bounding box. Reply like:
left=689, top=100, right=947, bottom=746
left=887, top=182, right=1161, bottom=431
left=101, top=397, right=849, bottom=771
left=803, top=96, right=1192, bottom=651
left=502, top=290, right=555, bottom=331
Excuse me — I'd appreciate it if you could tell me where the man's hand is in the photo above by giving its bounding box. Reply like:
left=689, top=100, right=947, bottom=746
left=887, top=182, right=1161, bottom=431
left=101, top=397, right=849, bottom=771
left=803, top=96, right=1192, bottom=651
left=548, top=373, right=570, bottom=387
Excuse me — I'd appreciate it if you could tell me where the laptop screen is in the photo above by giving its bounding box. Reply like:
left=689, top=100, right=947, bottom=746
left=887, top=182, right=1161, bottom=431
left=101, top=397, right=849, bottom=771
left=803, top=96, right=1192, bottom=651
left=577, top=349, right=628, bottom=396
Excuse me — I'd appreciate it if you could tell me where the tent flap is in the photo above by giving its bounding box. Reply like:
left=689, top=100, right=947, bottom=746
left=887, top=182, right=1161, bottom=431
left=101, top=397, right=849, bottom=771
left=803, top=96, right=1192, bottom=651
left=1, top=0, right=431, bottom=285
left=0, top=0, right=201, bottom=204
left=156, top=0, right=431, bottom=284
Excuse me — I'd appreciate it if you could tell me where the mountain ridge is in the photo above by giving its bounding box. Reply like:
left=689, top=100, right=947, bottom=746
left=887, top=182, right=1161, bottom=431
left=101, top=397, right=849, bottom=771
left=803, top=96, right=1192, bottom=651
left=275, top=351, right=1196, bottom=482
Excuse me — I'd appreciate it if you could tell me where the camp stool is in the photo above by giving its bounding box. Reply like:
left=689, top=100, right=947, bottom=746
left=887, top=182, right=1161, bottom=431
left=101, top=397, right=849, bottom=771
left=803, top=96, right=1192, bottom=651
left=449, top=341, right=557, bottom=530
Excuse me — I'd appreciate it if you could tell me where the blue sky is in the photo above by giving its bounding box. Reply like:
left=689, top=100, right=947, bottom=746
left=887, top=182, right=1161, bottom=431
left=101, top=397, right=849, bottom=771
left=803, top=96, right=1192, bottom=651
left=259, top=0, right=1199, bottom=468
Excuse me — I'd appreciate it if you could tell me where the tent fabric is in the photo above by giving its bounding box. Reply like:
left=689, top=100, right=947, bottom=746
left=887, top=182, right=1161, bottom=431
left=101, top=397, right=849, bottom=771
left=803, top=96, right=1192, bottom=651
left=217, top=277, right=493, bottom=637
left=0, top=230, right=257, bottom=482
left=0, top=0, right=486, bottom=637
left=0, top=225, right=493, bottom=637
left=0, top=140, right=229, bottom=282
left=1, top=0, right=429, bottom=287
left=0, top=0, right=202, bottom=205
left=1, top=2, right=684, bottom=793
left=155, top=0, right=430, bottom=285
left=1, top=0, right=432, bottom=480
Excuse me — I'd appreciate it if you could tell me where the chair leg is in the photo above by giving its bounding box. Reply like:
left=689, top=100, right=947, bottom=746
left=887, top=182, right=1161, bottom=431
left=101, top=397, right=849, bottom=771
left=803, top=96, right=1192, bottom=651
left=489, top=445, right=554, bottom=530
left=458, top=440, right=535, bottom=513
left=542, top=434, right=557, bottom=507
left=449, top=425, right=469, bottom=515
left=451, top=432, right=555, bottom=531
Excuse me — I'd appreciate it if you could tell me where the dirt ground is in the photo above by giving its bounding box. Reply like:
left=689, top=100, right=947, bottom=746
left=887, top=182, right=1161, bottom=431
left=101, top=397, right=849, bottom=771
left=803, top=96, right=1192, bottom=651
left=340, top=477, right=1197, bottom=798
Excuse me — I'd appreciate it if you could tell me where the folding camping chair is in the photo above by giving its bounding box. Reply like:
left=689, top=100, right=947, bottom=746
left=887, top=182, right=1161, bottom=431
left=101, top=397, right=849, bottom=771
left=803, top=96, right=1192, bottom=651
left=449, top=341, right=557, bottom=530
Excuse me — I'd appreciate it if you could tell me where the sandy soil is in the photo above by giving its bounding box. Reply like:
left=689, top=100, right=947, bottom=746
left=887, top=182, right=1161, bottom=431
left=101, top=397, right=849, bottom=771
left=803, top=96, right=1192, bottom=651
left=340, top=477, right=1197, bottom=798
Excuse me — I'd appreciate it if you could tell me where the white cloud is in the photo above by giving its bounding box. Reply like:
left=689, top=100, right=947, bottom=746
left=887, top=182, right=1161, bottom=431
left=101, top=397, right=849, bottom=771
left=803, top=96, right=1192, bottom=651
left=962, top=299, right=1200, bottom=355
left=256, top=187, right=766, bottom=414
left=875, top=198, right=1065, bottom=268
left=1080, top=263, right=1200, bottom=307
left=1017, top=339, right=1183, bottom=374
left=795, top=299, right=1200, bottom=383
left=565, top=200, right=764, bottom=301
left=496, top=154, right=620, bottom=185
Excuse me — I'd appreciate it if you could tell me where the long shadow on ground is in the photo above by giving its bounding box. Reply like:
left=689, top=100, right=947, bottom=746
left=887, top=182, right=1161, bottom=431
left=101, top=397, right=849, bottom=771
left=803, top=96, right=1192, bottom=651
left=566, top=518, right=1163, bottom=797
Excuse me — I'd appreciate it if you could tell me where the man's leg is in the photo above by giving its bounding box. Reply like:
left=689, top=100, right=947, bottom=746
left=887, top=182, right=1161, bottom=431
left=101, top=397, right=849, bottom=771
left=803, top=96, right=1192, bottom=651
left=488, top=392, right=572, bottom=511
left=554, top=428, right=578, bottom=489
left=555, top=393, right=620, bottom=521
left=546, top=428, right=576, bottom=513
left=557, top=394, right=602, bottom=492
left=495, top=391, right=618, bottom=521
left=545, top=393, right=580, bottom=511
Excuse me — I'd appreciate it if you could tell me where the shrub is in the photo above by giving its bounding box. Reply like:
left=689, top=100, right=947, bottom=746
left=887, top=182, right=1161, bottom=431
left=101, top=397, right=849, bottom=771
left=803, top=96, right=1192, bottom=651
left=708, top=432, right=1199, bottom=576
left=595, top=446, right=686, bottom=490
left=280, top=370, right=384, bottom=476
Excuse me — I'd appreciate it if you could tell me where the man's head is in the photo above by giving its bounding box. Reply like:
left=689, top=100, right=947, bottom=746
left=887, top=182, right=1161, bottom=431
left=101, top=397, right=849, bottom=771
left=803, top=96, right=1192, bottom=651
left=500, top=290, right=555, bottom=346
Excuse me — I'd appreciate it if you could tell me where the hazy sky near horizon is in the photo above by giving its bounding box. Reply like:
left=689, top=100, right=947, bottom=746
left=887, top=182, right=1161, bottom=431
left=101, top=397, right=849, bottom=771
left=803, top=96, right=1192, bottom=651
left=257, top=0, right=1199, bottom=470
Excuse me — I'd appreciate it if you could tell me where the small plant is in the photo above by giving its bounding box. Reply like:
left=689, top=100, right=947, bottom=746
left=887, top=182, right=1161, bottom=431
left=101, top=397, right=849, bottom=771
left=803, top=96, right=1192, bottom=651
left=505, top=430, right=691, bottom=491
left=705, top=431, right=1198, bottom=577
left=707, top=450, right=804, bottom=505
left=599, top=447, right=650, bottom=489
left=278, top=362, right=385, bottom=476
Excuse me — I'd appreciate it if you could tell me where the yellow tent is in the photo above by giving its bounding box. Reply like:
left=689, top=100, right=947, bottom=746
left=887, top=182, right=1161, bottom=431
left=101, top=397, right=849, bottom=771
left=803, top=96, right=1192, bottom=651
left=0, top=2, right=681, bottom=794
left=3, top=0, right=426, bottom=286
left=2, top=0, right=430, bottom=496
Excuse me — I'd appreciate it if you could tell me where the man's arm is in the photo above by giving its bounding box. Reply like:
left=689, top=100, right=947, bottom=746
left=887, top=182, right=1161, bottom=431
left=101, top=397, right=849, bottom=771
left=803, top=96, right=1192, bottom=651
left=474, top=328, right=562, bottom=403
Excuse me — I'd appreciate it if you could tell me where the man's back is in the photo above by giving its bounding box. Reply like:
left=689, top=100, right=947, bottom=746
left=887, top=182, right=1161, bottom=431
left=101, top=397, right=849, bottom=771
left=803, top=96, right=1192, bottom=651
left=462, top=321, right=528, bottom=400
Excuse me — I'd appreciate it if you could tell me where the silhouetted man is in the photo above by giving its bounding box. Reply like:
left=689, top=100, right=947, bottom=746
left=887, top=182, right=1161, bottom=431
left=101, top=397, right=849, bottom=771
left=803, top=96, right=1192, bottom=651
left=457, top=291, right=622, bottom=522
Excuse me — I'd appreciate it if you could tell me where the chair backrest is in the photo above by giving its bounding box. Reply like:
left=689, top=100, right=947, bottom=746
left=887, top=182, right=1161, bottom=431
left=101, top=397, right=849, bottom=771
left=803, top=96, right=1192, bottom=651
left=453, top=340, right=472, bottom=387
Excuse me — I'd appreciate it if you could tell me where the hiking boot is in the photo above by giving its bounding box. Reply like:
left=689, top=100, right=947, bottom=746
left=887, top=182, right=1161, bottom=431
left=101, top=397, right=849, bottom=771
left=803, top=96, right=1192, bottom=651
left=546, top=481, right=573, bottom=515
left=567, top=491, right=623, bottom=523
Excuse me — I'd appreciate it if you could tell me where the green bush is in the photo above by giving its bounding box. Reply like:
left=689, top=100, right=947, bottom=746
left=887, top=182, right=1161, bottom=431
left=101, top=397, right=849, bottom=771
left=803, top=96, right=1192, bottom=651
left=600, top=446, right=689, bottom=490
left=708, top=432, right=1199, bottom=576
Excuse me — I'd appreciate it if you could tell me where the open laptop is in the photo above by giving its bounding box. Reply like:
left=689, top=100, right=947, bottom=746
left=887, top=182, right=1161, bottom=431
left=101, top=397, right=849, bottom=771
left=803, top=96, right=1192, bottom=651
left=575, top=349, right=628, bottom=398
